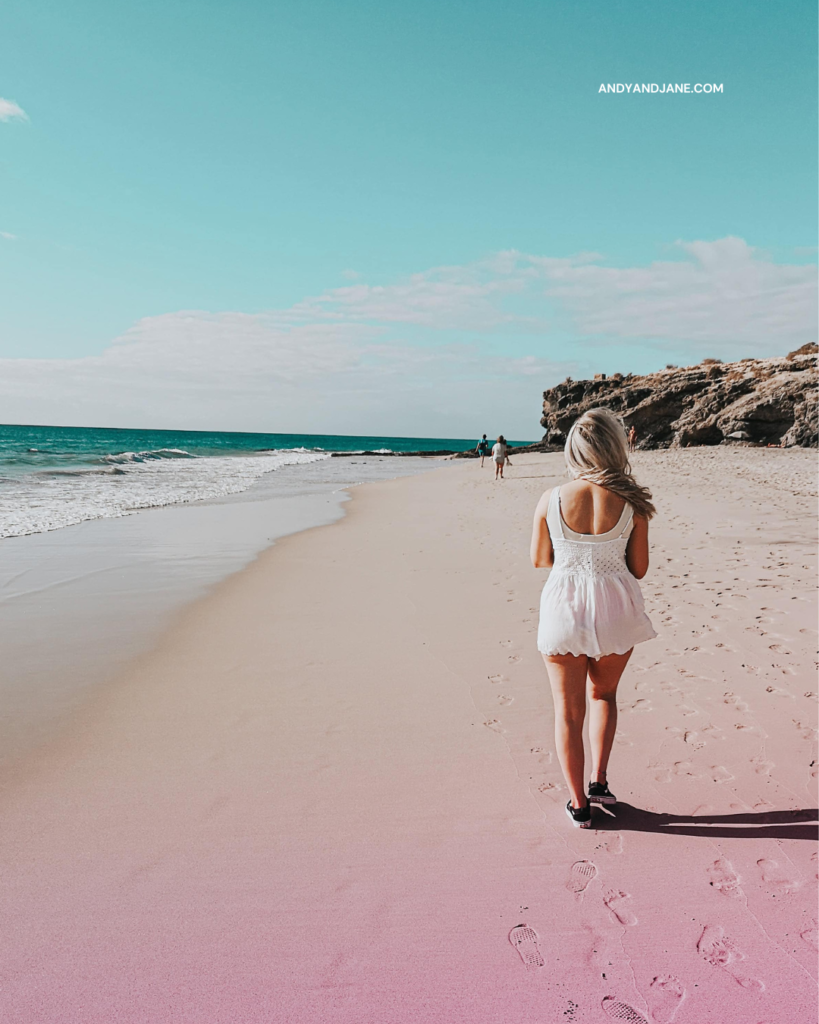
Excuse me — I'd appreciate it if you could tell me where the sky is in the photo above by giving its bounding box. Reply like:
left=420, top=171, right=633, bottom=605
left=0, top=0, right=816, bottom=439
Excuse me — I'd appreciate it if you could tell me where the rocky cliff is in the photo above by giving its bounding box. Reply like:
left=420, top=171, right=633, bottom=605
left=536, top=345, right=817, bottom=450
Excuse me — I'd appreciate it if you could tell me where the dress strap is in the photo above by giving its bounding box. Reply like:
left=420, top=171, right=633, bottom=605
left=552, top=486, right=566, bottom=539
left=617, top=501, right=634, bottom=537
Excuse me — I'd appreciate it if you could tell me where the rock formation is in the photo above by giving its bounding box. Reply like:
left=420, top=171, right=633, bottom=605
left=536, top=345, right=817, bottom=450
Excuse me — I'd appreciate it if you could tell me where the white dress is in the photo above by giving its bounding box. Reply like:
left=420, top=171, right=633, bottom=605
left=537, top=487, right=657, bottom=658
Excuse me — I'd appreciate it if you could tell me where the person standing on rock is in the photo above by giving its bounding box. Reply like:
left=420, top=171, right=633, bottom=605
left=530, top=409, right=656, bottom=828
left=475, top=434, right=490, bottom=467
left=492, top=436, right=510, bottom=479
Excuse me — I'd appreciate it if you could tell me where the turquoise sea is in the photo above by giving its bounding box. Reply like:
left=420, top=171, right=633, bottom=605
left=0, top=424, right=532, bottom=537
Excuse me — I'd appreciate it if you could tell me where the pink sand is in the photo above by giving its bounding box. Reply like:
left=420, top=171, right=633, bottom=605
left=1, top=449, right=816, bottom=1022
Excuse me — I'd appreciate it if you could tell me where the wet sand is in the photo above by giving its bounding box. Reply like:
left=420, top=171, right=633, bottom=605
left=1, top=448, right=816, bottom=1023
left=0, top=454, right=433, bottom=769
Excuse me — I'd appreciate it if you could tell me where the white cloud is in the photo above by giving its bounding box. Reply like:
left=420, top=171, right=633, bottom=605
left=0, top=231, right=17, bottom=240
left=0, top=237, right=814, bottom=437
left=543, top=237, right=816, bottom=349
left=294, top=239, right=815, bottom=351
left=0, top=312, right=572, bottom=438
left=0, top=98, right=28, bottom=122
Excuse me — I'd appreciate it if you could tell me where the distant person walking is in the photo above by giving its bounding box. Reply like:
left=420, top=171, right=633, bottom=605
left=530, top=409, right=656, bottom=828
left=628, top=425, right=637, bottom=452
left=476, top=434, right=490, bottom=467
left=492, top=436, right=510, bottom=479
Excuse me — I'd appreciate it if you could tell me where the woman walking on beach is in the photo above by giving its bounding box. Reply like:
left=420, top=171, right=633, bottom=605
left=492, top=436, right=510, bottom=479
left=530, top=409, right=656, bottom=827
left=476, top=434, right=490, bottom=467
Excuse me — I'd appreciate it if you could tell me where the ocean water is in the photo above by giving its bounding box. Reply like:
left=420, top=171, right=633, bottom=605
left=0, top=424, right=518, bottom=538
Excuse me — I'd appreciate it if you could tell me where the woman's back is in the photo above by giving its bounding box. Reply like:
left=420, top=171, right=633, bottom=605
left=558, top=480, right=627, bottom=536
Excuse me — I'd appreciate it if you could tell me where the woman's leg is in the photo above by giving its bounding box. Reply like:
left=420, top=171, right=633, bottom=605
left=587, top=649, right=632, bottom=780
left=542, top=653, right=589, bottom=808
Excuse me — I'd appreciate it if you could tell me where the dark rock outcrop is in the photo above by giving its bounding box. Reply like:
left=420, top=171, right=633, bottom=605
left=537, top=346, right=817, bottom=450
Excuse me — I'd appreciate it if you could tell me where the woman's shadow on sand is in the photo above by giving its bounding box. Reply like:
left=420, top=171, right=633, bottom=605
left=594, top=803, right=818, bottom=840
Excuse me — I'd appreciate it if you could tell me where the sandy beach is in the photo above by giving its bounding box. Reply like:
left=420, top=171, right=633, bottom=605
left=1, top=448, right=816, bottom=1023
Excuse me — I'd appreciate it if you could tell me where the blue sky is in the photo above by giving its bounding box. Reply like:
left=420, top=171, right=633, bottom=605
left=0, top=0, right=816, bottom=436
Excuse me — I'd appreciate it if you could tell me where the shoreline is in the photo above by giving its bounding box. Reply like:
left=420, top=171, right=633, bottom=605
left=0, top=454, right=440, bottom=771
left=2, top=448, right=816, bottom=1022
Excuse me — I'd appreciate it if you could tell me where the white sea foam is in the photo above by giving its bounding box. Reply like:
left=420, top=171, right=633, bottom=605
left=1, top=450, right=329, bottom=538
left=100, top=448, right=196, bottom=464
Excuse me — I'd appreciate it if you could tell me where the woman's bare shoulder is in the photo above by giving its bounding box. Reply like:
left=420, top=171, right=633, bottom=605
left=534, top=487, right=554, bottom=515
left=560, top=478, right=593, bottom=497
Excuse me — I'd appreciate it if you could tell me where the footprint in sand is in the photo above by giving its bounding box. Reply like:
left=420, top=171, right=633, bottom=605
left=497, top=694, right=514, bottom=706
left=757, top=858, right=799, bottom=893
left=483, top=719, right=503, bottom=733
left=751, top=756, right=774, bottom=775
left=697, top=924, right=764, bottom=991
left=499, top=639, right=514, bottom=647
left=595, top=832, right=623, bottom=855
left=646, top=975, right=686, bottom=1023
left=601, top=996, right=648, bottom=1022
left=538, top=781, right=562, bottom=793
left=710, top=765, right=734, bottom=783
left=769, top=644, right=792, bottom=655
left=800, top=919, right=819, bottom=951
left=603, top=890, right=637, bottom=926
left=683, top=730, right=705, bottom=749
left=629, top=699, right=652, bottom=713
left=487, top=674, right=508, bottom=685
left=708, top=857, right=743, bottom=898
left=509, top=923, right=544, bottom=969
left=698, top=927, right=736, bottom=970
left=765, top=685, right=794, bottom=698
left=508, top=654, right=522, bottom=664
left=566, top=860, right=597, bottom=897
left=794, top=720, right=818, bottom=740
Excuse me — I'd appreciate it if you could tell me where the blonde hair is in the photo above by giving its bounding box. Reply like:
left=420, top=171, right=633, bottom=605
left=564, top=409, right=656, bottom=520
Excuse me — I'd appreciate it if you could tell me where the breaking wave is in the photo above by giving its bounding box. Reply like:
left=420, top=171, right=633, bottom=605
left=0, top=450, right=329, bottom=538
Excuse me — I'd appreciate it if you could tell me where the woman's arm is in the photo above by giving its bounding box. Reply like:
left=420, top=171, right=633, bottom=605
left=530, top=490, right=554, bottom=568
left=625, top=515, right=650, bottom=579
